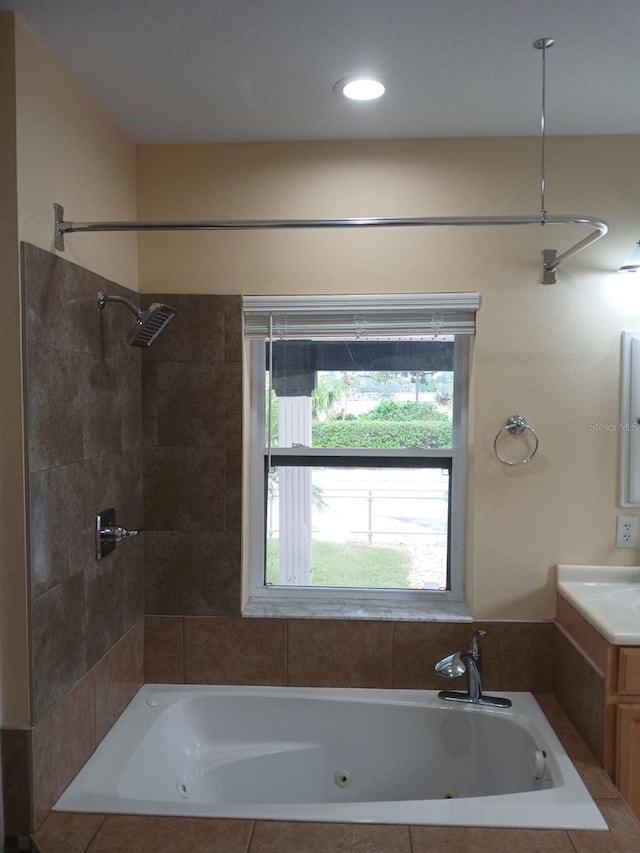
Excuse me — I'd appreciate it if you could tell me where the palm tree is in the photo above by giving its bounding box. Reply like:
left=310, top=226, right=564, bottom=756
left=312, top=374, right=344, bottom=420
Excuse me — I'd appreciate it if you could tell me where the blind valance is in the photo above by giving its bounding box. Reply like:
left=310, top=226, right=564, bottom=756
left=243, top=293, right=481, bottom=340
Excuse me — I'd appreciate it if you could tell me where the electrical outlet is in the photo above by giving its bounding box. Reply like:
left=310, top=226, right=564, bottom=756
left=616, top=515, right=638, bottom=548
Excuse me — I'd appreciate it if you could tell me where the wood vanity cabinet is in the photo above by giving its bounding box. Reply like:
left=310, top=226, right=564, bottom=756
left=617, top=703, right=640, bottom=815
left=556, top=597, right=640, bottom=817
left=616, top=648, right=640, bottom=816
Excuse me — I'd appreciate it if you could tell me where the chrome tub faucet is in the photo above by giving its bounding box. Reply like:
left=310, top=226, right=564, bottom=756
left=435, top=629, right=512, bottom=709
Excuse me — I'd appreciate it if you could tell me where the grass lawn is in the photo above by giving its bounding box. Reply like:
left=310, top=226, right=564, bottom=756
left=266, top=538, right=411, bottom=588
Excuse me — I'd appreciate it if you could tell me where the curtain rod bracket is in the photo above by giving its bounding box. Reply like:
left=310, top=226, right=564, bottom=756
left=54, top=203, right=66, bottom=251
left=542, top=249, right=558, bottom=284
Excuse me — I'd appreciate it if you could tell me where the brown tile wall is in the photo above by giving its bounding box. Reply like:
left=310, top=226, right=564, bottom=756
left=553, top=624, right=605, bottom=763
left=146, top=615, right=555, bottom=692
left=141, top=294, right=242, bottom=617
left=23, top=243, right=145, bottom=723
left=0, top=728, right=32, bottom=836
left=1, top=620, right=143, bottom=835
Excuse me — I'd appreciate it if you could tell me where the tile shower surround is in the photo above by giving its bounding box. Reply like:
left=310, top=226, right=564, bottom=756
left=23, top=243, right=242, bottom=724
left=141, top=290, right=242, bottom=617
left=2, top=620, right=144, bottom=836
left=23, top=243, right=145, bottom=723
left=8, top=244, right=245, bottom=836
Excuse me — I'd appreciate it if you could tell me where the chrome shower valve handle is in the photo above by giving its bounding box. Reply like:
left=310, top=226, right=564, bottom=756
left=100, top=524, right=141, bottom=544
left=96, top=508, right=143, bottom=560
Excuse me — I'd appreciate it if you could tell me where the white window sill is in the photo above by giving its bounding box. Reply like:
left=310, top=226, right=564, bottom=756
left=242, top=596, right=472, bottom=622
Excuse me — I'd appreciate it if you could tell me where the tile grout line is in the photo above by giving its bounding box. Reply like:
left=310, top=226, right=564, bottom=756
left=79, top=814, right=108, bottom=853
left=391, top=621, right=396, bottom=688
left=181, top=615, right=186, bottom=684
left=244, top=819, right=257, bottom=853
left=566, top=830, right=581, bottom=853
left=284, top=618, right=289, bottom=686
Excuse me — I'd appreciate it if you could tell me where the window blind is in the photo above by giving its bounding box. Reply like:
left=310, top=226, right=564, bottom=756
left=243, top=293, right=481, bottom=340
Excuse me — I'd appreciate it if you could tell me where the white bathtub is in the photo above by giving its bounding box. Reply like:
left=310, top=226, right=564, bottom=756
left=54, top=685, right=606, bottom=830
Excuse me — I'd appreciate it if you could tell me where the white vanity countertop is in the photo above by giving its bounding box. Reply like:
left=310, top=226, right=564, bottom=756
left=556, top=564, right=640, bottom=645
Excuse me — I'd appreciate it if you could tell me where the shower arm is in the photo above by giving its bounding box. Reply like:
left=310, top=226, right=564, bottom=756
left=97, top=288, right=143, bottom=320
left=55, top=205, right=608, bottom=284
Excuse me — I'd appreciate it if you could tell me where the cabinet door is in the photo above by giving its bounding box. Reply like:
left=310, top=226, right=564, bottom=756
left=619, top=649, right=640, bottom=695
left=617, top=703, right=640, bottom=818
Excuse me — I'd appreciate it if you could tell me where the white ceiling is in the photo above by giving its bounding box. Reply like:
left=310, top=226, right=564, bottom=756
left=2, top=0, right=639, bottom=144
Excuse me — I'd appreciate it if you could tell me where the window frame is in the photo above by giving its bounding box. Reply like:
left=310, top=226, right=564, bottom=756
left=245, top=334, right=470, bottom=609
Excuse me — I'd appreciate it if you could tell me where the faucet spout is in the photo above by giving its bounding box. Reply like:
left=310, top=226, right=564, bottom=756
left=468, top=629, right=486, bottom=672
left=460, top=651, right=482, bottom=702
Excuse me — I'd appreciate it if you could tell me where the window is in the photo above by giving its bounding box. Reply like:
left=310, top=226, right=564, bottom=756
left=243, top=293, right=479, bottom=611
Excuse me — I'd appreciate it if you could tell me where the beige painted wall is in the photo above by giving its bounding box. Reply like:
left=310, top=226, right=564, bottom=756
left=14, top=16, right=138, bottom=289
left=0, top=15, right=139, bottom=726
left=0, top=13, right=29, bottom=728
left=137, top=136, right=640, bottom=620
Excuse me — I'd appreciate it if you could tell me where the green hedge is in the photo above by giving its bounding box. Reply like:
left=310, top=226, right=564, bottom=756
left=358, top=400, right=444, bottom=421
left=312, top=419, right=452, bottom=449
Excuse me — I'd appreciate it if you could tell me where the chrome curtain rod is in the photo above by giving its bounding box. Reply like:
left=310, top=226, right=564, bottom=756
left=53, top=204, right=607, bottom=284
left=52, top=39, right=609, bottom=283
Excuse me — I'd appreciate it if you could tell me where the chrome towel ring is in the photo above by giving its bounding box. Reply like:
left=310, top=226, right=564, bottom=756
left=494, top=415, right=539, bottom=466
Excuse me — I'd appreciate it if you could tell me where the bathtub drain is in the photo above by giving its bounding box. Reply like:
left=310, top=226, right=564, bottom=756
left=334, top=770, right=352, bottom=788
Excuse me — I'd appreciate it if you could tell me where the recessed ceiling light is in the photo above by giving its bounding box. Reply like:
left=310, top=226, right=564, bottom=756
left=334, top=76, right=385, bottom=101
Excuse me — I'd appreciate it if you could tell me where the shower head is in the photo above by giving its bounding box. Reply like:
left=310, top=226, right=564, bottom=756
left=127, top=302, right=176, bottom=347
left=97, top=290, right=176, bottom=347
